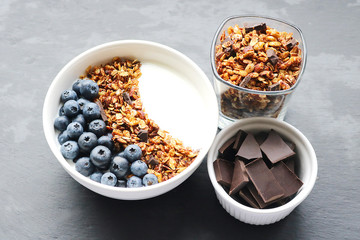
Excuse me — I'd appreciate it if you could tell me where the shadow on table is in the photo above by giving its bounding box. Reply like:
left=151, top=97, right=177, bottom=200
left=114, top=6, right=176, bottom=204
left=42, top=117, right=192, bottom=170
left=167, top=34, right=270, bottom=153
left=63, top=168, right=307, bottom=240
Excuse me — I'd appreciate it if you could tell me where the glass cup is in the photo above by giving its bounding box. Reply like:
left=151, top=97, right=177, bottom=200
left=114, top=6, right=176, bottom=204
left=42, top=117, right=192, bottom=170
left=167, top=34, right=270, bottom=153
left=210, top=15, right=307, bottom=129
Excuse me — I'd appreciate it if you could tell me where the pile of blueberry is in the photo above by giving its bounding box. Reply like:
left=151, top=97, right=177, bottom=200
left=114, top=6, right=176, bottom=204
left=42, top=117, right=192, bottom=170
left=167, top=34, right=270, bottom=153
left=54, top=78, right=158, bottom=188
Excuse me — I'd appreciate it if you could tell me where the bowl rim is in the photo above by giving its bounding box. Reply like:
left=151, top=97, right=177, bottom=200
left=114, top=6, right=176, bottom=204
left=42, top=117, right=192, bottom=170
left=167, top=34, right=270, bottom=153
left=210, top=15, right=307, bottom=96
left=207, top=117, right=317, bottom=214
left=43, top=39, right=219, bottom=199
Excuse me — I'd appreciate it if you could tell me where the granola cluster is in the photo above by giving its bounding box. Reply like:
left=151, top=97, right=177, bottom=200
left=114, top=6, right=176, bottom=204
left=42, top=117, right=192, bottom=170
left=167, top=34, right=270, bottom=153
left=214, top=23, right=302, bottom=119
left=84, top=58, right=198, bottom=182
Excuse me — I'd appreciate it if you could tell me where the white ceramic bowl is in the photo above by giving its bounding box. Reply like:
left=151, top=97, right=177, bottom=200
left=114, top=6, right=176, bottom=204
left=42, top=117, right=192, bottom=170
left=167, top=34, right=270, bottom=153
left=207, top=117, right=317, bottom=225
left=43, top=40, right=219, bottom=200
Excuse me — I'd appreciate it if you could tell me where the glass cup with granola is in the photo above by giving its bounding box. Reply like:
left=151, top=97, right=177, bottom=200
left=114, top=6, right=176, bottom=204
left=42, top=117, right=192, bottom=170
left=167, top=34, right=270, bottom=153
left=211, top=16, right=307, bottom=128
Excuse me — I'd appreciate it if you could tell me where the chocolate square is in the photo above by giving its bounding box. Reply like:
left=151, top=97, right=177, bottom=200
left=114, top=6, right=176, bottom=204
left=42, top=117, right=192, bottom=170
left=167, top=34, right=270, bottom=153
left=270, top=162, right=303, bottom=198
left=245, top=158, right=284, bottom=203
left=239, top=187, right=260, bottom=209
left=247, top=182, right=274, bottom=209
left=236, top=133, right=262, bottom=161
left=260, top=130, right=295, bottom=164
left=213, top=159, right=234, bottom=187
left=137, top=129, right=148, bottom=142
left=232, top=130, right=247, bottom=152
left=229, top=160, right=249, bottom=195
left=218, top=135, right=236, bottom=160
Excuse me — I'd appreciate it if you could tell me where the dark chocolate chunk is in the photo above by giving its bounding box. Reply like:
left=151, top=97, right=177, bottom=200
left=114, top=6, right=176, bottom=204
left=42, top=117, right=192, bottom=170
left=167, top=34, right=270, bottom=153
left=232, top=130, right=247, bottom=152
left=137, top=129, right=148, bottom=142
left=247, top=182, right=277, bottom=208
left=284, top=157, right=295, bottom=172
left=213, top=159, right=234, bottom=187
left=239, top=187, right=260, bottom=209
left=229, top=160, right=249, bottom=195
left=245, top=23, right=267, bottom=34
left=95, top=99, right=108, bottom=123
left=245, top=158, right=284, bottom=203
left=253, top=23, right=267, bottom=33
left=122, top=92, right=132, bottom=105
left=270, top=162, right=303, bottom=198
left=260, top=130, right=296, bottom=164
left=255, top=131, right=268, bottom=145
left=236, top=133, right=262, bottom=161
left=266, top=48, right=279, bottom=65
left=267, top=82, right=281, bottom=91
left=239, top=75, right=251, bottom=88
left=285, top=38, right=297, bottom=50
left=148, top=156, right=159, bottom=166
left=218, top=135, right=236, bottom=160
left=285, top=141, right=296, bottom=151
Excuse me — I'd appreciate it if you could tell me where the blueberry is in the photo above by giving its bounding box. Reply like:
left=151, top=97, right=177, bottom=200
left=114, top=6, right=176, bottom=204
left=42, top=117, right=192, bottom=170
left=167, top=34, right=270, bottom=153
left=54, top=115, right=70, bottom=131
left=60, top=89, right=78, bottom=103
left=72, top=78, right=83, bottom=95
left=63, top=100, right=80, bottom=118
left=90, top=145, right=112, bottom=169
left=60, top=140, right=79, bottom=160
left=130, top=160, right=148, bottom=177
left=77, top=98, right=90, bottom=112
left=123, top=144, right=142, bottom=163
left=101, top=172, right=117, bottom=186
left=117, top=151, right=125, bottom=158
left=82, top=102, right=101, bottom=122
left=58, top=130, right=70, bottom=144
left=79, top=79, right=99, bottom=100
left=90, top=172, right=103, bottom=183
left=66, top=122, right=84, bottom=140
left=110, top=156, right=129, bottom=179
left=88, top=119, right=106, bottom=137
left=142, top=173, right=159, bottom=186
left=127, top=176, right=143, bottom=188
left=75, top=157, right=95, bottom=176
left=59, top=106, right=65, bottom=116
left=78, top=132, right=98, bottom=153
left=97, top=135, right=114, bottom=151
left=116, top=180, right=127, bottom=188
left=72, top=114, right=86, bottom=128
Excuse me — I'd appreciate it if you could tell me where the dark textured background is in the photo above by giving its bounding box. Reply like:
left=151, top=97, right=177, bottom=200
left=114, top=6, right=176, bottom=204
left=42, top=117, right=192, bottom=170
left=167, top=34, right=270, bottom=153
left=1, top=0, right=359, bottom=239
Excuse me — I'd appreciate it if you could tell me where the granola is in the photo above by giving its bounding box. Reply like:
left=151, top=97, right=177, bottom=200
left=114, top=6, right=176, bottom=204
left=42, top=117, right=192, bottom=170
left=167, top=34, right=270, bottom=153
left=83, top=57, right=198, bottom=182
left=214, top=23, right=302, bottom=119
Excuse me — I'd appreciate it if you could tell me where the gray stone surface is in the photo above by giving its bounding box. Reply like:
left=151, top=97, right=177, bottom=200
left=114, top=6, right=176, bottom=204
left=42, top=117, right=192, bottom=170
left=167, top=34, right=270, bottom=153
left=1, top=0, right=359, bottom=239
